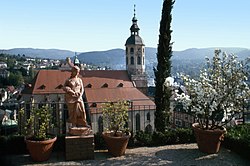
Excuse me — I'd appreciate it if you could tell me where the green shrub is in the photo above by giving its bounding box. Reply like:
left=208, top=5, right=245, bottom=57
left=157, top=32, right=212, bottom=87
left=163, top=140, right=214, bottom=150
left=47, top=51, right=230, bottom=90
left=223, top=124, right=250, bottom=159
left=0, top=136, right=8, bottom=155
left=0, top=135, right=27, bottom=155
left=94, top=132, right=107, bottom=150
left=175, top=128, right=196, bottom=144
left=134, top=128, right=194, bottom=147
left=134, top=131, right=153, bottom=146
left=53, top=134, right=65, bottom=152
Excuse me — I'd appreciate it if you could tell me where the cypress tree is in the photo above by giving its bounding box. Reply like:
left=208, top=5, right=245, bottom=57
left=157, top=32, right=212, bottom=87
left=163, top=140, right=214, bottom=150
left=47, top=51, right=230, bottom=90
left=154, top=0, right=175, bottom=132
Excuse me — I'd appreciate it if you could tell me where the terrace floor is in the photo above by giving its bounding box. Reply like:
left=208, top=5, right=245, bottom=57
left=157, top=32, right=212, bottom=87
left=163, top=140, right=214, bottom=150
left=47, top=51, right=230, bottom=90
left=2, top=143, right=249, bottom=166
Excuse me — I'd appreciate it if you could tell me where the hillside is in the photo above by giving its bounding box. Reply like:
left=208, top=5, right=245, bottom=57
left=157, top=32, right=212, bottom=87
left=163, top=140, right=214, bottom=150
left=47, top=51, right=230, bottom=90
left=0, top=48, right=74, bottom=60
left=1, top=47, right=249, bottom=82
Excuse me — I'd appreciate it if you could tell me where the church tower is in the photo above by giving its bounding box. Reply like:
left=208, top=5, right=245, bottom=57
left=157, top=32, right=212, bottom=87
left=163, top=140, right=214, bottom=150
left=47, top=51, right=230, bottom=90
left=125, top=5, right=148, bottom=95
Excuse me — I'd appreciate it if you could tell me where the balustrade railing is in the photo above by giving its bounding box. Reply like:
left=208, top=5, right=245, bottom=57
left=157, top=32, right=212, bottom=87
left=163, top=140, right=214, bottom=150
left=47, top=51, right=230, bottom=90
left=1, top=100, right=156, bottom=136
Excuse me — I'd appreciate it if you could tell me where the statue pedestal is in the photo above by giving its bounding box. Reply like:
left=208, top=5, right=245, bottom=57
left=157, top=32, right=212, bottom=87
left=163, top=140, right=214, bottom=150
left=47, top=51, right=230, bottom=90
left=68, top=127, right=92, bottom=136
left=65, top=134, right=94, bottom=160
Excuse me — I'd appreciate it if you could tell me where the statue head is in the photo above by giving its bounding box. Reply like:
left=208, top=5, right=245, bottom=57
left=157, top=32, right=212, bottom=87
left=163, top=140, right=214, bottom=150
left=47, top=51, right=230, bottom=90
left=71, top=65, right=80, bottom=77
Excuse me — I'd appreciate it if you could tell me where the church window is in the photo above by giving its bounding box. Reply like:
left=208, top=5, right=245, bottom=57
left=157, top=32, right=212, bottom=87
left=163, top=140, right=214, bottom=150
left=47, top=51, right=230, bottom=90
left=145, top=124, right=153, bottom=133
left=130, top=48, right=134, bottom=54
left=136, top=113, right=140, bottom=131
left=147, top=112, right=151, bottom=121
left=131, top=57, right=134, bottom=65
left=137, top=56, right=141, bottom=65
left=98, top=116, right=103, bottom=133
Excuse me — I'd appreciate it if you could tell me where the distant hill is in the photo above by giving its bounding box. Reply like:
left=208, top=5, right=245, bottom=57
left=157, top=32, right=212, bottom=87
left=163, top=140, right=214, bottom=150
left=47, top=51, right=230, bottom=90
left=77, top=49, right=125, bottom=70
left=2, top=47, right=249, bottom=86
left=173, top=47, right=249, bottom=60
left=77, top=47, right=250, bottom=69
left=0, top=48, right=75, bottom=59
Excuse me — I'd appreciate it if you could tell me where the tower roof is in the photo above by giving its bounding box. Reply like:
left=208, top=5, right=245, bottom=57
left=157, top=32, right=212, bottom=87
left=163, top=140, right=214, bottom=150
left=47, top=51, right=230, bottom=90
left=125, top=35, right=144, bottom=46
left=125, top=5, right=144, bottom=46
left=73, top=52, right=80, bottom=65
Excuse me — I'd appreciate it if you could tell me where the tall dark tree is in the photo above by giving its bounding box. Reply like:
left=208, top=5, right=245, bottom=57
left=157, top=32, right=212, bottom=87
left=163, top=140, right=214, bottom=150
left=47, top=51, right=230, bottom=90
left=154, top=0, right=175, bottom=132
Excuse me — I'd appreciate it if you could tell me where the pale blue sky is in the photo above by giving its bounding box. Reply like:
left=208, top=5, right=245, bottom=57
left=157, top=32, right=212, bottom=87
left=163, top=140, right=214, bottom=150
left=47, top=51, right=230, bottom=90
left=1, top=0, right=250, bottom=52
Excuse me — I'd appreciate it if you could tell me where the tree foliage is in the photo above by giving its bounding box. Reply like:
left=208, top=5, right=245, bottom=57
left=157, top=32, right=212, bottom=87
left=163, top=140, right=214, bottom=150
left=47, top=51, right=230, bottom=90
left=154, top=0, right=175, bottom=132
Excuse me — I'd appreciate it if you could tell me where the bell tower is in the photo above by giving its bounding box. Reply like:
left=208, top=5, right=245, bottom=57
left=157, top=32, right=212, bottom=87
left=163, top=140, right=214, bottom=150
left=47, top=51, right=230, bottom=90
left=125, top=5, right=147, bottom=95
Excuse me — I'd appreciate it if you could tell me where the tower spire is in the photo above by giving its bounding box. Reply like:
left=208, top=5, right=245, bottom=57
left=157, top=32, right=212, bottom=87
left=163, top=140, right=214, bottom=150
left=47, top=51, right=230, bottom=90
left=134, top=4, right=136, bottom=18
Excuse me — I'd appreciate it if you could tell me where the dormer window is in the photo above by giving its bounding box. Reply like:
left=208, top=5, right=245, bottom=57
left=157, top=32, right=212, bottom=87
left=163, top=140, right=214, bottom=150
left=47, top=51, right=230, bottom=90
left=85, top=84, right=92, bottom=88
left=102, top=83, right=108, bottom=88
left=38, top=84, right=46, bottom=89
left=117, top=83, right=124, bottom=87
left=56, top=84, right=63, bottom=89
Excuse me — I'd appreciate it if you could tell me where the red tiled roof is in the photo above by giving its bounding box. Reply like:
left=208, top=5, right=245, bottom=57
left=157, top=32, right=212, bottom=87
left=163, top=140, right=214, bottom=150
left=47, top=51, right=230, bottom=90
left=81, top=70, right=134, bottom=88
left=22, top=70, right=71, bottom=94
left=85, top=88, right=155, bottom=107
left=22, top=69, right=155, bottom=109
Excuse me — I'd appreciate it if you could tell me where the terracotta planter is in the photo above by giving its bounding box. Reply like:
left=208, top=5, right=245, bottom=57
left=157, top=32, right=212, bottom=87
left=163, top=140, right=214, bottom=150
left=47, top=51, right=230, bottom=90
left=25, top=136, right=57, bottom=162
left=192, top=123, right=226, bottom=154
left=102, top=131, right=131, bottom=157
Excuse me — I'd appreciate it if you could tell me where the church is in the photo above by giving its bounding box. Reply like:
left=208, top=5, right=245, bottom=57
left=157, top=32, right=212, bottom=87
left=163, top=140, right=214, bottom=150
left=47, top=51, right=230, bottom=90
left=21, top=8, right=156, bottom=134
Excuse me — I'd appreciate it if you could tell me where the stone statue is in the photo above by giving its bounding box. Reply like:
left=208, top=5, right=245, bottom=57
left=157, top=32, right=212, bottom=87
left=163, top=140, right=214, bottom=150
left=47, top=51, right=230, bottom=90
left=63, top=58, right=91, bottom=135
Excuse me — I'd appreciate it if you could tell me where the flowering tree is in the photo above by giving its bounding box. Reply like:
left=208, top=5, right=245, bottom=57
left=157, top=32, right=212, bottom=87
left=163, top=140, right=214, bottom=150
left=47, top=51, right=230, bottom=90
left=176, top=50, right=250, bottom=130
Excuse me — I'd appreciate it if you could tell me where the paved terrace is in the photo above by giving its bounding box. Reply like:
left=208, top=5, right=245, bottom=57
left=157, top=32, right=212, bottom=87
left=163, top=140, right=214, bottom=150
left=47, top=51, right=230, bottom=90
left=2, top=143, right=249, bottom=166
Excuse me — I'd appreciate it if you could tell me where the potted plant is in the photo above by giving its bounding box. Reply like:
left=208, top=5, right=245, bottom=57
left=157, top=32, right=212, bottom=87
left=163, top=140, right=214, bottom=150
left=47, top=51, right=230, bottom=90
left=101, top=100, right=131, bottom=157
left=173, top=49, right=250, bottom=153
left=23, top=106, right=57, bottom=161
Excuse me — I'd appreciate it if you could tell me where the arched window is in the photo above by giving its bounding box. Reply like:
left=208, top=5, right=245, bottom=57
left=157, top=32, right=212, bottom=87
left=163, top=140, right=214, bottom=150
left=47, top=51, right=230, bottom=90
left=147, top=112, right=150, bottom=121
left=136, top=113, right=140, bottom=131
left=137, top=56, right=141, bottom=65
left=98, top=116, right=103, bottom=133
left=131, top=57, right=134, bottom=65
left=145, top=124, right=153, bottom=133
left=130, top=47, right=134, bottom=54
left=126, top=47, right=128, bottom=54
left=51, top=102, right=57, bottom=124
left=38, top=102, right=44, bottom=109
left=126, top=57, right=128, bottom=65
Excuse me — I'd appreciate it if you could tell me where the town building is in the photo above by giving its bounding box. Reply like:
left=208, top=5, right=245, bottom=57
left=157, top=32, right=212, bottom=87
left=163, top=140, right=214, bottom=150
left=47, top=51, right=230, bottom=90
left=125, top=6, right=148, bottom=95
left=21, top=8, right=155, bottom=134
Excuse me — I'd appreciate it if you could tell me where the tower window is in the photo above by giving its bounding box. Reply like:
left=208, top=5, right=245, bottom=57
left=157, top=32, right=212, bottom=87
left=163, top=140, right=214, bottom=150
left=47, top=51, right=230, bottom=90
left=130, top=48, right=134, bottom=54
left=143, top=57, right=145, bottom=65
left=131, top=57, right=134, bottom=65
left=126, top=47, right=128, bottom=54
left=126, top=57, right=128, bottom=65
left=137, top=56, right=141, bottom=65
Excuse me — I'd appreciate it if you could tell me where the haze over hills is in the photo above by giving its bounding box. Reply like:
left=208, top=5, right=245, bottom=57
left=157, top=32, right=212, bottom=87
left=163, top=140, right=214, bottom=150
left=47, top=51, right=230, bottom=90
left=0, top=48, right=75, bottom=60
left=2, top=47, right=249, bottom=86
left=1, top=47, right=249, bottom=76
left=1, top=47, right=249, bottom=62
